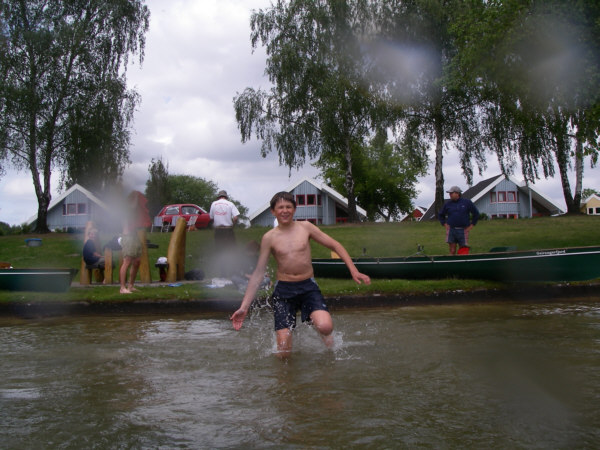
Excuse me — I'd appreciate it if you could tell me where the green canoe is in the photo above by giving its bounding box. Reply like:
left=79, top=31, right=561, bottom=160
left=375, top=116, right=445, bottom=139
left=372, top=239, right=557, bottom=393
left=312, top=246, right=600, bottom=282
left=0, top=268, right=78, bottom=292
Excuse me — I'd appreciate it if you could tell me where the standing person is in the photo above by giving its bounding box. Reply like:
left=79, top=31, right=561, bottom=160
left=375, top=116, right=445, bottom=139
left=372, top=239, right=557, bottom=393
left=438, top=186, right=480, bottom=255
left=209, top=190, right=240, bottom=276
left=230, top=191, right=371, bottom=358
left=209, top=190, right=240, bottom=243
left=119, top=193, right=143, bottom=294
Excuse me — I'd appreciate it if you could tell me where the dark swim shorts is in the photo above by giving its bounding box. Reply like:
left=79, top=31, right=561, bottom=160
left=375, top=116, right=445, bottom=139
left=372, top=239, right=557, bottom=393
left=272, top=278, right=328, bottom=331
left=446, top=227, right=467, bottom=246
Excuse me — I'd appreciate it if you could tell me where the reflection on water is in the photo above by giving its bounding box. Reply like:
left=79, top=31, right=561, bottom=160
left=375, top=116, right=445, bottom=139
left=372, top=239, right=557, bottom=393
left=1, top=301, right=600, bottom=448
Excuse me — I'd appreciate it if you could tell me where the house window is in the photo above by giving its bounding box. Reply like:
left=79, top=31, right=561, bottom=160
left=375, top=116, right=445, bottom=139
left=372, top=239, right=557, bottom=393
left=307, top=194, right=316, bottom=205
left=596, top=207, right=600, bottom=214
left=317, top=195, right=322, bottom=205
left=589, top=208, right=594, bottom=215
left=63, top=203, right=87, bottom=216
left=296, top=195, right=306, bottom=206
left=493, top=191, right=517, bottom=203
left=491, top=214, right=518, bottom=219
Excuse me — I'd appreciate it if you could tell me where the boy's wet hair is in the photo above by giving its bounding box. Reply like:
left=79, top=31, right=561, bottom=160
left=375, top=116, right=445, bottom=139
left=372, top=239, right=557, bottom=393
left=270, top=191, right=296, bottom=210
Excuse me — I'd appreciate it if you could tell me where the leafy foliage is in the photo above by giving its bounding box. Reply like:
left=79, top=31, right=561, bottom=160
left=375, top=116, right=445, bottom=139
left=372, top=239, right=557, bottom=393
left=168, top=175, right=219, bottom=210
left=234, top=0, right=391, bottom=222
left=145, top=157, right=170, bottom=217
left=0, top=0, right=150, bottom=232
left=316, top=131, right=428, bottom=221
left=452, top=0, right=600, bottom=213
left=373, top=0, right=487, bottom=214
left=0, top=220, right=30, bottom=235
left=144, top=161, right=249, bottom=219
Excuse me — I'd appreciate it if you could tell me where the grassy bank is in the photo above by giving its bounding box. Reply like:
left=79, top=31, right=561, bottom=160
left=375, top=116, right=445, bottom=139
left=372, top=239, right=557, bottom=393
left=1, top=215, right=599, bottom=304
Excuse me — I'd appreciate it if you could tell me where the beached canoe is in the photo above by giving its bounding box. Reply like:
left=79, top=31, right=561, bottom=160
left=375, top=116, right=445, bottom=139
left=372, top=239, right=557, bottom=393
left=0, top=268, right=78, bottom=292
left=312, top=246, right=600, bottom=282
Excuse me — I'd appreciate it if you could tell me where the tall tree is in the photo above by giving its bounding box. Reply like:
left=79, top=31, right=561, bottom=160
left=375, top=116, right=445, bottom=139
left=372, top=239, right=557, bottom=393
left=0, top=0, right=150, bottom=232
left=373, top=0, right=486, bottom=215
left=316, top=131, right=428, bottom=221
left=166, top=174, right=248, bottom=219
left=168, top=174, right=219, bottom=210
left=453, top=0, right=600, bottom=213
left=61, top=72, right=139, bottom=194
left=145, top=156, right=170, bottom=217
left=233, top=0, right=389, bottom=222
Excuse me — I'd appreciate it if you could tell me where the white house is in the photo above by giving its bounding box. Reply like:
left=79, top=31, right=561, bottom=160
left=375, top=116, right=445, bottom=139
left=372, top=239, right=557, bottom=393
left=27, top=183, right=115, bottom=231
left=249, top=177, right=368, bottom=226
left=581, top=193, right=600, bottom=215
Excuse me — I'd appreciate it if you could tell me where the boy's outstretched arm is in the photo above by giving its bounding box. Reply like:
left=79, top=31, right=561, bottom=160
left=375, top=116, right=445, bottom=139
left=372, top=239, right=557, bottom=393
left=309, top=224, right=371, bottom=285
left=230, top=236, right=272, bottom=330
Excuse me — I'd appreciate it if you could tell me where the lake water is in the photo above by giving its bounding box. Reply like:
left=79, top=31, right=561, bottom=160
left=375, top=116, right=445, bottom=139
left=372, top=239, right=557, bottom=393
left=2, top=300, right=600, bottom=448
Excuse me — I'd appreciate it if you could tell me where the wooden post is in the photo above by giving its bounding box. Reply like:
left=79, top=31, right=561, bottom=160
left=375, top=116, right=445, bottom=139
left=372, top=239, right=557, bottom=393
left=137, top=228, right=152, bottom=283
left=166, top=217, right=187, bottom=282
left=104, top=247, right=113, bottom=284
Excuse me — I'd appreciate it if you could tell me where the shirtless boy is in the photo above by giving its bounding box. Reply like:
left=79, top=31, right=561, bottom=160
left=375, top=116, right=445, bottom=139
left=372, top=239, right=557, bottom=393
left=230, top=191, right=371, bottom=357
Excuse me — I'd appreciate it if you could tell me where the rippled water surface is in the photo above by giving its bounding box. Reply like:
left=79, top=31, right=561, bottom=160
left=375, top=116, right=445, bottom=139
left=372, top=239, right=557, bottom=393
left=2, top=300, right=600, bottom=448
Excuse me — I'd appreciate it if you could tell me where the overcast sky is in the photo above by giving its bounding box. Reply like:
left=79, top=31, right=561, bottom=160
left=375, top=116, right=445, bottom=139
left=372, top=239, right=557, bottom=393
left=1, top=0, right=598, bottom=226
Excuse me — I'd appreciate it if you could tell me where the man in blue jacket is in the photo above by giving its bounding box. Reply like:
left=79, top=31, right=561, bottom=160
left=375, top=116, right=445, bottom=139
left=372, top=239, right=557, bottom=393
left=438, top=186, right=480, bottom=255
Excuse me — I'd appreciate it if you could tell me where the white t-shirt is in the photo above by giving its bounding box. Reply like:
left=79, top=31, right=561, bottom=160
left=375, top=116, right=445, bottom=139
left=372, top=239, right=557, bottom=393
left=209, top=198, right=240, bottom=227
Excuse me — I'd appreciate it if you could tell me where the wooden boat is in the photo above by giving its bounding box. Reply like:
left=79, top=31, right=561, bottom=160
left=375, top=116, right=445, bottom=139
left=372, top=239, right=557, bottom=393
left=312, top=246, right=600, bottom=282
left=0, top=268, right=78, bottom=292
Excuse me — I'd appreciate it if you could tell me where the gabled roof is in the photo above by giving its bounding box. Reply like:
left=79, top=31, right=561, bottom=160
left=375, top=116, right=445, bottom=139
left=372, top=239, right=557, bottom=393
left=400, top=205, right=428, bottom=222
left=421, top=174, right=564, bottom=220
left=248, top=177, right=368, bottom=221
left=582, top=193, right=600, bottom=204
left=26, top=183, right=109, bottom=225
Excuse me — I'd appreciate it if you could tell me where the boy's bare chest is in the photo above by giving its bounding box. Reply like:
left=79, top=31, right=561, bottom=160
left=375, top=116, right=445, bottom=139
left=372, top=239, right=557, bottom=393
left=272, top=228, right=310, bottom=257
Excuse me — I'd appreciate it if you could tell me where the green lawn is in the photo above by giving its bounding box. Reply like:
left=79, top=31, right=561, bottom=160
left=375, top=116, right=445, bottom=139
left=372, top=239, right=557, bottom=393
left=1, top=215, right=599, bottom=303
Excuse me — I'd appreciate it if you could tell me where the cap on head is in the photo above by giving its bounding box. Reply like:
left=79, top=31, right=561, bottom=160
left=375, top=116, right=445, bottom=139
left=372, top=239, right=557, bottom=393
left=217, top=190, right=228, bottom=199
left=446, top=186, right=462, bottom=194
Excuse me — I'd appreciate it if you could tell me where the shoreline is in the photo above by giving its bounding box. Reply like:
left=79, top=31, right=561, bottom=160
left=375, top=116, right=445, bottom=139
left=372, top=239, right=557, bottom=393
left=2, top=282, right=599, bottom=319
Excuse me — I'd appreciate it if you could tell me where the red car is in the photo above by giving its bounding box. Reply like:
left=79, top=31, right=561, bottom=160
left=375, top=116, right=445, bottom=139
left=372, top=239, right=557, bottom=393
left=156, top=204, right=210, bottom=230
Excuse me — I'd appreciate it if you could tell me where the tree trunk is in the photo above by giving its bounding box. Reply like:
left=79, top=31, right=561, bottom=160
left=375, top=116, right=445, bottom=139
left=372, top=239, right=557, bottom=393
left=573, top=136, right=584, bottom=210
left=344, top=137, right=359, bottom=223
left=33, top=189, right=51, bottom=233
left=30, top=147, right=52, bottom=233
left=554, top=141, right=577, bottom=214
left=433, top=118, right=445, bottom=215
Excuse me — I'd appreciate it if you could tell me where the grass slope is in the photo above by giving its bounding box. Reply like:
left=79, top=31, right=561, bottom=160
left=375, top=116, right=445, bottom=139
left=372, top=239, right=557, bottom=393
left=0, top=215, right=598, bottom=304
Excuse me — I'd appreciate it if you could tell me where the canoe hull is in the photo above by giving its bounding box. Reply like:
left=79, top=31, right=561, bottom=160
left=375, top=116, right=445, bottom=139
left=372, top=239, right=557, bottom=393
left=312, top=246, right=600, bottom=282
left=0, top=269, right=78, bottom=292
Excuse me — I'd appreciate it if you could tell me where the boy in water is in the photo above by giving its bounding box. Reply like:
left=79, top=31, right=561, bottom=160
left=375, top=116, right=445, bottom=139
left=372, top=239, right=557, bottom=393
left=230, top=192, right=371, bottom=357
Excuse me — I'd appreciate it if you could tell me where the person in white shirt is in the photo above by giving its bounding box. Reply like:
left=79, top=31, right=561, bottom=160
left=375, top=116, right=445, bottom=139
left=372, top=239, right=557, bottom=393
left=209, top=190, right=240, bottom=276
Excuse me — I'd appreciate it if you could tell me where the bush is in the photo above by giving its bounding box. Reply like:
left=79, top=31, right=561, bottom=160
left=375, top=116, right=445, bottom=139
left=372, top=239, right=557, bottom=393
left=0, top=222, right=32, bottom=235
